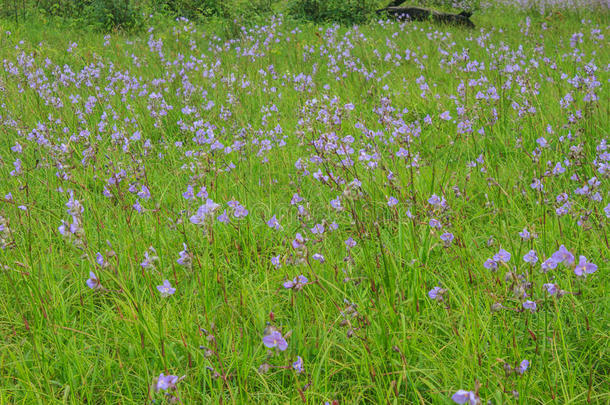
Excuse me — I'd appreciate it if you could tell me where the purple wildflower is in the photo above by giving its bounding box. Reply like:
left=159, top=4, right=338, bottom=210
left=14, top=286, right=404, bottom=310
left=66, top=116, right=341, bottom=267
left=345, top=237, right=357, bottom=248
left=484, top=258, right=498, bottom=271
left=217, top=210, right=229, bottom=223
left=330, top=197, right=343, bottom=210
left=177, top=243, right=191, bottom=268
left=283, top=275, right=308, bottom=290
left=541, top=258, right=558, bottom=272
left=543, top=283, right=558, bottom=295
left=155, top=373, right=181, bottom=392
left=451, top=390, right=478, bottom=405
left=95, top=252, right=105, bottom=267
left=86, top=271, right=100, bottom=290
left=196, top=186, right=208, bottom=199
left=519, top=228, right=531, bottom=240
left=440, top=232, right=454, bottom=245
left=387, top=196, right=398, bottom=207
left=517, top=359, right=530, bottom=374
left=290, top=193, right=303, bottom=205
left=523, top=250, right=538, bottom=265
left=262, top=331, right=288, bottom=351
left=310, top=223, right=325, bottom=234
left=190, top=199, right=220, bottom=224
left=428, top=286, right=445, bottom=301
left=292, top=356, right=304, bottom=373
left=182, top=185, right=194, bottom=200
left=523, top=300, right=537, bottom=312
left=266, top=215, right=281, bottom=230
left=429, top=219, right=442, bottom=229
left=574, top=256, right=597, bottom=276
left=291, top=233, right=305, bottom=249
left=493, top=248, right=511, bottom=263
left=157, top=280, right=176, bottom=297
left=551, top=245, right=574, bottom=265
left=137, top=185, right=151, bottom=200
left=530, top=178, right=543, bottom=191
left=428, top=194, right=442, bottom=206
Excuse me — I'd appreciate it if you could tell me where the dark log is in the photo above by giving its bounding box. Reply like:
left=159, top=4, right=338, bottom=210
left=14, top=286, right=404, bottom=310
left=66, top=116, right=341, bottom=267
left=376, top=2, right=475, bottom=28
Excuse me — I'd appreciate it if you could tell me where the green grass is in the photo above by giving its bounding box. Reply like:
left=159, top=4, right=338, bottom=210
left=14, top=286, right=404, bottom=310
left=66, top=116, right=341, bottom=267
left=0, top=5, right=608, bottom=404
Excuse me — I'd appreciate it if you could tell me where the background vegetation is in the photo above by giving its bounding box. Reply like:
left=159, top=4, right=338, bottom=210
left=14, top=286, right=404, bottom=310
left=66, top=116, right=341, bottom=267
left=0, top=0, right=608, bottom=404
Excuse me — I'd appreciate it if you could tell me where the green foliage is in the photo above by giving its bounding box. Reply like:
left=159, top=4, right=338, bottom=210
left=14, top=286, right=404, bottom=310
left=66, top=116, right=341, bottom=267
left=150, top=0, right=228, bottom=19
left=287, top=0, right=381, bottom=24
left=86, top=0, right=142, bottom=30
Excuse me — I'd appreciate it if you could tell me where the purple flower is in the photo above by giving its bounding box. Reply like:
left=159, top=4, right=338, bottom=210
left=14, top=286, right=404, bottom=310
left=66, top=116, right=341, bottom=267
left=290, top=193, right=303, bottom=205
left=543, top=283, right=558, bottom=295
left=190, top=199, right=220, bottom=224
left=440, top=111, right=452, bottom=121
left=262, top=331, right=288, bottom=351
left=484, top=259, right=498, bottom=271
left=428, top=194, right=442, bottom=206
left=574, top=256, right=597, bottom=276
left=266, top=215, right=281, bottom=230
left=133, top=200, right=143, bottom=213
left=345, top=237, right=357, bottom=248
left=155, top=373, right=180, bottom=392
left=440, top=232, right=454, bottom=245
left=271, top=255, right=281, bottom=268
left=428, top=286, right=444, bottom=301
left=177, top=243, right=191, bottom=268
left=310, top=223, right=325, bottom=234
left=196, top=186, right=208, bottom=199
left=157, top=280, right=176, bottom=297
left=604, top=203, right=610, bottom=218
left=312, top=253, right=325, bottom=263
left=519, top=228, right=531, bottom=240
left=291, top=233, right=305, bottom=249
left=137, top=185, right=151, bottom=200
left=517, top=359, right=529, bottom=374
left=523, top=300, right=537, bottom=312
left=541, top=258, right=558, bottom=272
left=182, top=185, right=194, bottom=200
left=530, top=178, right=543, bottom=191
left=523, top=250, right=538, bottom=265
left=233, top=205, right=249, bottom=218
left=536, top=137, right=548, bottom=148
left=283, top=275, right=308, bottom=290
left=429, top=219, right=442, bottom=229
left=140, top=247, right=158, bottom=269
left=387, top=196, right=398, bottom=207
left=86, top=271, right=100, bottom=290
left=493, top=248, right=511, bottom=263
left=96, top=252, right=105, bottom=267
left=451, top=390, right=478, bottom=404
left=217, top=210, right=229, bottom=223
left=551, top=245, right=574, bottom=265
left=330, top=197, right=343, bottom=210
left=292, top=356, right=303, bottom=373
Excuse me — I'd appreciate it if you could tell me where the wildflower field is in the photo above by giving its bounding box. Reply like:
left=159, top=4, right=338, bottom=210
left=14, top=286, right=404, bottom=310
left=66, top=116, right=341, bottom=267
left=0, top=2, right=608, bottom=403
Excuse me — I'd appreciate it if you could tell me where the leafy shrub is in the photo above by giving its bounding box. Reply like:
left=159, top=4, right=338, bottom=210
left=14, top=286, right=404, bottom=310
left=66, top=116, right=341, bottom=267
left=150, top=0, right=227, bottom=19
left=288, top=0, right=382, bottom=25
left=86, top=0, right=142, bottom=30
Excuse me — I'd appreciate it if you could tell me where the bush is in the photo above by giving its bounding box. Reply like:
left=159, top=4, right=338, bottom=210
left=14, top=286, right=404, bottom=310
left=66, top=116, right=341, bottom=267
left=150, top=0, right=227, bottom=19
left=86, top=0, right=142, bottom=30
left=288, top=0, right=382, bottom=25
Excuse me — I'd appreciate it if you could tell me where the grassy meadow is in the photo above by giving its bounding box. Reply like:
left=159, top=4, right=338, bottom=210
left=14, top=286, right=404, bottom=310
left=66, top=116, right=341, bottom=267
left=0, top=2, right=608, bottom=404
